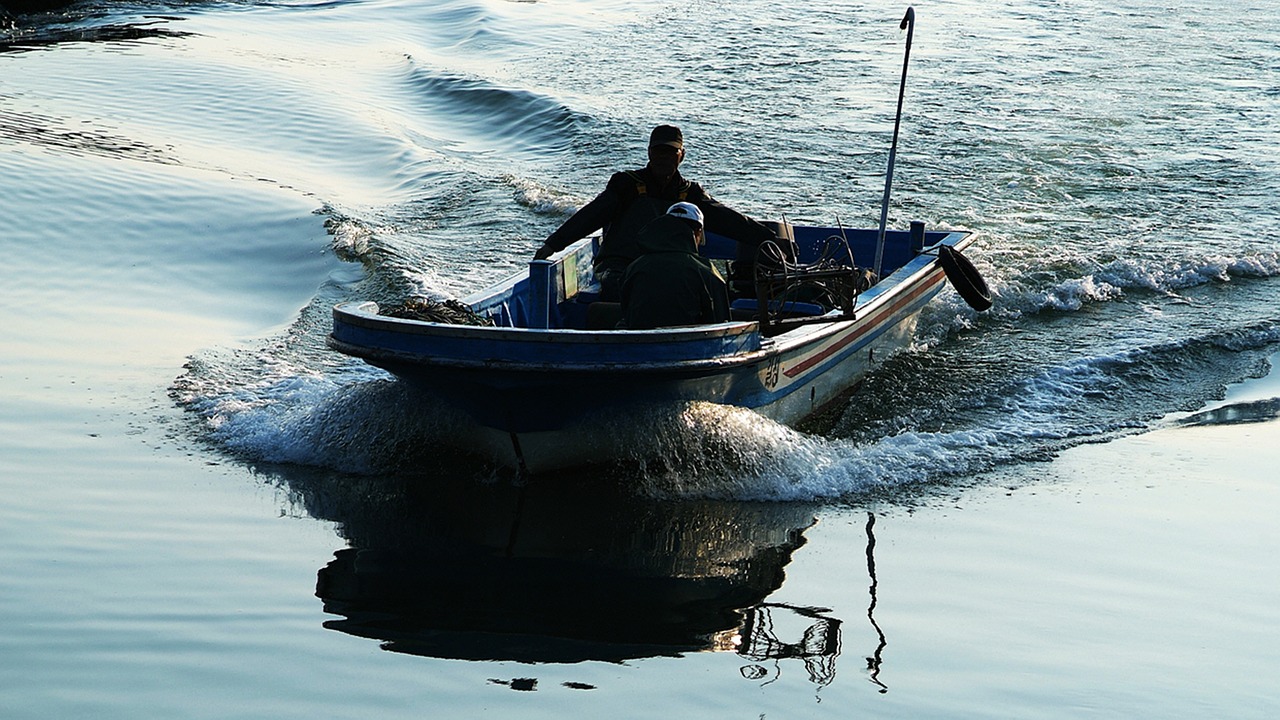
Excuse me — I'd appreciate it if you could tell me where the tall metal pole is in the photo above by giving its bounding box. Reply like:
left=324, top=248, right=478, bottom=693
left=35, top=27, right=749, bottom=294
left=873, top=7, right=916, bottom=279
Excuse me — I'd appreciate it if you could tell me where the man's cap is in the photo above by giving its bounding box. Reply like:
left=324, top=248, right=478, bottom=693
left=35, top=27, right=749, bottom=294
left=667, top=201, right=704, bottom=229
left=649, top=125, right=683, bottom=149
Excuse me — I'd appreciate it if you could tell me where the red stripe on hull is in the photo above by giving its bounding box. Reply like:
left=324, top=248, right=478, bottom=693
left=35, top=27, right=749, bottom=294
left=783, top=271, right=944, bottom=379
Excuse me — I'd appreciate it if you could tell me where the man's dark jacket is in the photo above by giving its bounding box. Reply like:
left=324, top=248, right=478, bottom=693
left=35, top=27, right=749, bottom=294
left=541, top=167, right=774, bottom=273
left=620, top=215, right=731, bottom=329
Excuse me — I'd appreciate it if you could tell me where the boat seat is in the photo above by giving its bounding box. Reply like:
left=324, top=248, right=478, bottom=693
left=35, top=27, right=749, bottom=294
left=730, top=298, right=828, bottom=321
left=574, top=289, right=602, bottom=304
left=586, top=301, right=622, bottom=330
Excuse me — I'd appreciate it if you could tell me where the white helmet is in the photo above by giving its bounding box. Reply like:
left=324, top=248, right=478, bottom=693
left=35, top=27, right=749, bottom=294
left=667, top=201, right=704, bottom=229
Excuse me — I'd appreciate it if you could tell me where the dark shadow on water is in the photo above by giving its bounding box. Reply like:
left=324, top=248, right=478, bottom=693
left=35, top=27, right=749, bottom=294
left=268, top=465, right=852, bottom=674
left=1, top=3, right=192, bottom=51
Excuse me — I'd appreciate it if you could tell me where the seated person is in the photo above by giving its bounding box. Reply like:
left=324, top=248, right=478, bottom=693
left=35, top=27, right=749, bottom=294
left=620, top=202, right=730, bottom=329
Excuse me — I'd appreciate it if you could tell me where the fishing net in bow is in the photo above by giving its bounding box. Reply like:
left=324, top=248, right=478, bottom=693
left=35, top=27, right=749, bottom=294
left=380, top=298, right=495, bottom=326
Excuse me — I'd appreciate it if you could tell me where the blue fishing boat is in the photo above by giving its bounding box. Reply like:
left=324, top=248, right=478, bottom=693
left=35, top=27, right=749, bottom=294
left=328, top=222, right=990, bottom=472
left=328, top=8, right=990, bottom=473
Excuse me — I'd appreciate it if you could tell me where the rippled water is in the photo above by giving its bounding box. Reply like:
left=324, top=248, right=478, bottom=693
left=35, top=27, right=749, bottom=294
left=3, top=0, right=1279, bottom=717
left=157, top=0, right=1280, bottom=498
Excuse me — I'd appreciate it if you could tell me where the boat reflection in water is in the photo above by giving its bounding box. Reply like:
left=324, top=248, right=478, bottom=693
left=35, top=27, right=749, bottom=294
left=287, top=470, right=843, bottom=679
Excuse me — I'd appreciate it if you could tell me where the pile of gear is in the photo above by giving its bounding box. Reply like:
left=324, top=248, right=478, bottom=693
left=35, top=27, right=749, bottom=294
left=380, top=298, right=494, bottom=326
left=754, top=235, right=877, bottom=318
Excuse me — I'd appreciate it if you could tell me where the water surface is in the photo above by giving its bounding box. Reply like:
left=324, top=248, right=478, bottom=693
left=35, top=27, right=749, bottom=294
left=2, top=0, right=1278, bottom=717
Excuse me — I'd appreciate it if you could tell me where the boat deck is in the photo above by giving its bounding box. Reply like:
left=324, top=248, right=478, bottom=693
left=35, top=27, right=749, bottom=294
left=471, top=223, right=942, bottom=332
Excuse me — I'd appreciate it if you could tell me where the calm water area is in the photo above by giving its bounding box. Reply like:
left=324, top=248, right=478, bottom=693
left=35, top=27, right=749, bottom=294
left=2, top=0, right=1279, bottom=717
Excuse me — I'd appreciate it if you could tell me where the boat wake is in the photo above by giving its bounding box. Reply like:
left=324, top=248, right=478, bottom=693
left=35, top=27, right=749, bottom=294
left=613, top=316, right=1280, bottom=502
left=979, top=244, right=1280, bottom=319
left=606, top=402, right=1002, bottom=502
left=171, top=299, right=1280, bottom=504
left=400, top=65, right=583, bottom=162
left=173, top=351, right=496, bottom=477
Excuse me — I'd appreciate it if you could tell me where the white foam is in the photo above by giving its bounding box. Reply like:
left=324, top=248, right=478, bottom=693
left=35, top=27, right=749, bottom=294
left=502, top=174, right=583, bottom=215
left=176, top=352, right=468, bottom=475
left=988, top=249, right=1280, bottom=318
left=622, top=342, right=1174, bottom=502
left=325, top=212, right=373, bottom=262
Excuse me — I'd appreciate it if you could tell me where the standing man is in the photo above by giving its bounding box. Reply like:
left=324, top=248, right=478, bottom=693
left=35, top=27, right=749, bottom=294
left=533, top=125, right=776, bottom=301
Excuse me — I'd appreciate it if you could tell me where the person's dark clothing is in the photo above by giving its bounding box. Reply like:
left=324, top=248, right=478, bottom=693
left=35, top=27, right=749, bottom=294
left=540, top=167, right=774, bottom=300
left=620, top=215, right=731, bottom=330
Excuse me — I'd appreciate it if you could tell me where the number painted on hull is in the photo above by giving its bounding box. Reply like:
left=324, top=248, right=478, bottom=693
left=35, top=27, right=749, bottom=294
left=763, top=355, right=781, bottom=390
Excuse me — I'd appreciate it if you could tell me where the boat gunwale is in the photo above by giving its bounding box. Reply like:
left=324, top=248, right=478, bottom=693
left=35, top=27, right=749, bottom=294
left=332, top=301, right=761, bottom=345
left=327, top=335, right=774, bottom=375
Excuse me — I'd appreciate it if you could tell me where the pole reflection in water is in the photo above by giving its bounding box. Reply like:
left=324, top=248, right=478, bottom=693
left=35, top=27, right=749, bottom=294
left=277, top=468, right=843, bottom=677
left=865, top=512, right=888, bottom=692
